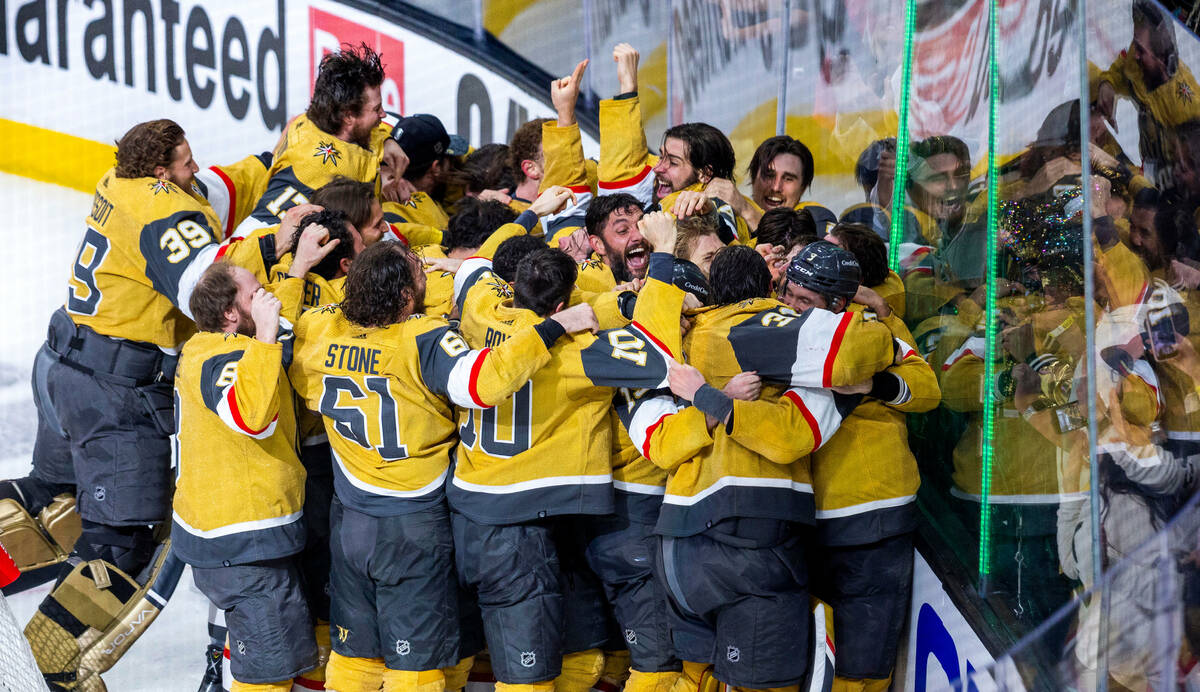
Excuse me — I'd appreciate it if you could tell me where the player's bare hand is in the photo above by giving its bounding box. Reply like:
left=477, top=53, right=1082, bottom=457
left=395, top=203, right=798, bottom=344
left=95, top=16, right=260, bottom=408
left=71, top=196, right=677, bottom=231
left=613, top=43, right=640, bottom=94
left=423, top=256, right=464, bottom=274
left=551, top=59, right=589, bottom=126
left=477, top=189, right=514, bottom=205
left=682, top=292, right=704, bottom=311
left=852, top=285, right=890, bottom=317
left=613, top=277, right=645, bottom=293
left=722, top=371, right=760, bottom=401
left=251, top=288, right=282, bottom=344
left=668, top=361, right=707, bottom=402
left=704, top=178, right=745, bottom=214
left=549, top=303, right=599, bottom=334
left=290, top=224, right=340, bottom=278
left=670, top=190, right=714, bottom=219
left=531, top=185, right=576, bottom=217
left=638, top=211, right=677, bottom=254
left=1090, top=174, right=1111, bottom=220
left=275, top=203, right=323, bottom=254
left=382, top=138, right=410, bottom=191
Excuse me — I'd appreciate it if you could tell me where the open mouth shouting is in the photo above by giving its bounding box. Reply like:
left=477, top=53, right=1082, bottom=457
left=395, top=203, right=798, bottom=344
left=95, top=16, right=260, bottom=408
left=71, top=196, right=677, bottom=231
left=625, top=242, right=649, bottom=276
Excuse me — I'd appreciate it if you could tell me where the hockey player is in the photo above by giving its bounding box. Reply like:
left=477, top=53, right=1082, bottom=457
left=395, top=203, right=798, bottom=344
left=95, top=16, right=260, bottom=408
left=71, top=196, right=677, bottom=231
left=599, top=44, right=745, bottom=244
left=174, top=223, right=338, bottom=692
left=777, top=241, right=940, bottom=692
left=11, top=119, right=224, bottom=691
left=623, top=243, right=887, bottom=692
left=381, top=113, right=468, bottom=242
left=447, top=239, right=684, bottom=692
left=289, top=240, right=594, bottom=692
left=235, top=44, right=389, bottom=236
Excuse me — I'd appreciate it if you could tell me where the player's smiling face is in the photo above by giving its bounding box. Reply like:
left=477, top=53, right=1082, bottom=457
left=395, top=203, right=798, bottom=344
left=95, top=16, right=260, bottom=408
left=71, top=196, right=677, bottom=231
left=652, top=137, right=700, bottom=200
left=752, top=153, right=806, bottom=211
left=159, top=139, right=199, bottom=191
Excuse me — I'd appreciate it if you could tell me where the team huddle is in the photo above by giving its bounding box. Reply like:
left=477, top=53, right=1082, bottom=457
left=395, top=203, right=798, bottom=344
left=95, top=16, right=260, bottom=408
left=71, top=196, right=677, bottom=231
left=0, top=41, right=937, bottom=692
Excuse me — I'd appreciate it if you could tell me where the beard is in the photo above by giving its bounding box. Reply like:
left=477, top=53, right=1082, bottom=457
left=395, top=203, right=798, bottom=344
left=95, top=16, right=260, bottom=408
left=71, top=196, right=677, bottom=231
left=234, top=304, right=256, bottom=337
left=601, top=238, right=649, bottom=282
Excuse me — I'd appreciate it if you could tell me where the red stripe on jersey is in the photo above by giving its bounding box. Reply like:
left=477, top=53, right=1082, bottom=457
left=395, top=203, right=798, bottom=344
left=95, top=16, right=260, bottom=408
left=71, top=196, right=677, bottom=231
left=292, top=677, right=325, bottom=689
left=567, top=184, right=591, bottom=195
left=467, top=348, right=491, bottom=408
left=388, top=223, right=409, bottom=246
left=641, top=414, right=670, bottom=460
left=902, top=349, right=916, bottom=361
left=225, top=386, right=275, bottom=435
left=223, top=647, right=230, bottom=660
left=822, top=312, right=853, bottom=388
left=827, top=634, right=836, bottom=655
left=599, top=164, right=652, bottom=190
left=632, top=320, right=674, bottom=359
left=784, top=390, right=821, bottom=449
left=214, top=236, right=242, bottom=261
left=209, top=166, right=237, bottom=239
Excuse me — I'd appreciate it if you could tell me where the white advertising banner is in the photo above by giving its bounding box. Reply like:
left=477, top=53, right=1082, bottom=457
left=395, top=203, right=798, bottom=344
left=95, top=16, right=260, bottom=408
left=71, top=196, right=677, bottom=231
left=905, top=550, right=1008, bottom=692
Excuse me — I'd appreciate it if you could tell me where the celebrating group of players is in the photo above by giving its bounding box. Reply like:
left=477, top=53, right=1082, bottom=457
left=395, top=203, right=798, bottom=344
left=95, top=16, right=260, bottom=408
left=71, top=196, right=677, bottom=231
left=0, top=39, right=938, bottom=692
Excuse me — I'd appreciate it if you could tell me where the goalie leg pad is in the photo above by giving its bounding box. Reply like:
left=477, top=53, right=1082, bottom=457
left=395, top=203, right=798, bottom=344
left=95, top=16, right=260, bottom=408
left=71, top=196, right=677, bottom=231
left=41, top=494, right=84, bottom=560
left=25, top=557, right=142, bottom=689
left=0, top=498, right=65, bottom=572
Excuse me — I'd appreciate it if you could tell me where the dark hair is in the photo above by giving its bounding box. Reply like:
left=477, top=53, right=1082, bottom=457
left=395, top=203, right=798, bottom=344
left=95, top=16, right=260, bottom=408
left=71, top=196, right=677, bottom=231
left=114, top=119, right=185, bottom=179
left=493, top=235, right=547, bottom=283
left=455, top=143, right=517, bottom=194
left=291, top=209, right=355, bottom=280
left=446, top=199, right=517, bottom=251
left=342, top=241, right=415, bottom=327
left=312, top=176, right=377, bottom=232
left=190, top=261, right=238, bottom=332
left=855, top=138, right=895, bottom=190
left=585, top=193, right=643, bottom=236
left=513, top=248, right=577, bottom=317
left=756, top=207, right=818, bottom=251
left=709, top=245, right=772, bottom=305
left=509, top=118, right=552, bottom=183
left=306, top=43, right=385, bottom=136
left=662, top=123, right=736, bottom=181
left=829, top=223, right=888, bottom=288
left=909, top=135, right=971, bottom=185
left=747, top=135, right=815, bottom=193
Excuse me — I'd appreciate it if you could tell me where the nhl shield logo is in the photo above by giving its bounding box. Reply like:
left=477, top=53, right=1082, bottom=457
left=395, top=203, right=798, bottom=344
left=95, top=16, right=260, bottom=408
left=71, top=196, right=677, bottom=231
left=624, top=629, right=638, bottom=645
left=519, top=651, right=537, bottom=668
left=396, top=640, right=411, bottom=656
left=236, top=640, right=246, bottom=656
left=726, top=645, right=740, bottom=663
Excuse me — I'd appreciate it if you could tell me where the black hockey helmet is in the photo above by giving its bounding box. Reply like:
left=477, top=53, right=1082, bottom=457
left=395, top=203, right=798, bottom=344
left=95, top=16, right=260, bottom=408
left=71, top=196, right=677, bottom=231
left=672, top=258, right=711, bottom=305
left=784, top=240, right=861, bottom=305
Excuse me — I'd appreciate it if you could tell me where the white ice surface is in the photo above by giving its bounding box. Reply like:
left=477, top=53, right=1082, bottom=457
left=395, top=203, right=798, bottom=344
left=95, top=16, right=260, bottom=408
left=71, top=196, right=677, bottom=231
left=0, top=172, right=211, bottom=691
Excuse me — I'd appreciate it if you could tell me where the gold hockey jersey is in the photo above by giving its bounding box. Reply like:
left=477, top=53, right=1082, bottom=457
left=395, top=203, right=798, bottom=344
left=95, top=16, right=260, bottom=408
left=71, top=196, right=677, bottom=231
left=446, top=256, right=679, bottom=524
left=289, top=304, right=553, bottom=516
left=67, top=169, right=223, bottom=350
left=172, top=329, right=305, bottom=567
left=237, top=115, right=383, bottom=235
left=195, top=153, right=272, bottom=240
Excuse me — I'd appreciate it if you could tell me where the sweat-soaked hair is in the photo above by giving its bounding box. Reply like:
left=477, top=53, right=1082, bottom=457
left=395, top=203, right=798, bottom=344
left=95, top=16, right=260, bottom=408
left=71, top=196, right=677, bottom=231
left=114, top=119, right=185, bottom=179
left=189, top=261, right=239, bottom=333
left=311, top=177, right=377, bottom=232
left=510, top=118, right=552, bottom=183
left=291, top=209, right=355, bottom=280
left=747, top=135, right=815, bottom=193
left=306, top=43, right=385, bottom=135
left=342, top=241, right=415, bottom=328
left=513, top=248, right=577, bottom=317
left=585, top=193, right=642, bottom=236
left=446, top=199, right=518, bottom=251
left=709, top=245, right=773, bottom=305
left=662, top=122, right=736, bottom=182
left=829, top=223, right=888, bottom=288
left=456, top=143, right=517, bottom=194
left=493, top=235, right=547, bottom=283
left=756, top=207, right=818, bottom=252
